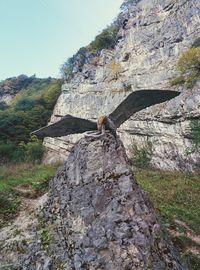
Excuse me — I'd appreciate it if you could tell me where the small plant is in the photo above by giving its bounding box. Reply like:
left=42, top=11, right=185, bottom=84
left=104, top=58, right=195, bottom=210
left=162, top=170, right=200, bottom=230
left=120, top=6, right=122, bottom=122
left=38, top=214, right=55, bottom=255
left=170, top=75, right=185, bottom=86
left=131, top=141, right=153, bottom=168
left=107, top=60, right=122, bottom=80
left=171, top=47, right=200, bottom=87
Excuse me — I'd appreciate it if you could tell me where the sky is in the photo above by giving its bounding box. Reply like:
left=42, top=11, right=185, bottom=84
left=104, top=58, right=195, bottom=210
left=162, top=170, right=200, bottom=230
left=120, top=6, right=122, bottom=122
left=0, top=0, right=123, bottom=80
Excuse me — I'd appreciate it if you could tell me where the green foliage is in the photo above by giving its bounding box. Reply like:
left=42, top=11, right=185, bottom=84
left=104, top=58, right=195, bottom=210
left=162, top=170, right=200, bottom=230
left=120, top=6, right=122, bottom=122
left=136, top=168, right=200, bottom=269
left=19, top=136, right=44, bottom=162
left=107, top=60, right=121, bottom=80
left=131, top=141, right=153, bottom=168
left=41, top=79, right=62, bottom=110
left=0, top=140, right=17, bottom=162
left=191, top=37, right=200, bottom=48
left=0, top=137, right=44, bottom=164
left=170, top=75, right=185, bottom=86
left=0, top=79, right=62, bottom=144
left=15, top=98, right=35, bottom=111
left=0, top=163, right=57, bottom=228
left=90, top=25, right=119, bottom=51
left=0, top=77, right=61, bottom=163
left=0, top=188, right=19, bottom=227
left=38, top=215, right=55, bottom=254
left=61, top=25, right=119, bottom=80
left=172, top=47, right=200, bottom=87
left=0, top=74, right=35, bottom=93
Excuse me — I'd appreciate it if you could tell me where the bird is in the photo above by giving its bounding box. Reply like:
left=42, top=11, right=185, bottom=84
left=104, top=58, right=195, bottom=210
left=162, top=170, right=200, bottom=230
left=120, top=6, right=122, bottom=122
left=31, top=89, right=180, bottom=139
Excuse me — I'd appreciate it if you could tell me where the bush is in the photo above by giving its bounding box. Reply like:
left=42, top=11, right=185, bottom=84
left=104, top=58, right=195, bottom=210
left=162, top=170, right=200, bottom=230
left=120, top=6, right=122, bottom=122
left=170, top=75, right=185, bottom=86
left=131, top=141, right=153, bottom=168
left=19, top=136, right=44, bottom=162
left=0, top=136, right=44, bottom=164
left=90, top=25, right=119, bottom=51
left=15, top=98, right=35, bottom=110
left=42, top=80, right=62, bottom=110
left=0, top=140, right=17, bottom=163
left=107, top=60, right=121, bottom=80
left=171, top=47, right=200, bottom=87
left=176, top=47, right=200, bottom=87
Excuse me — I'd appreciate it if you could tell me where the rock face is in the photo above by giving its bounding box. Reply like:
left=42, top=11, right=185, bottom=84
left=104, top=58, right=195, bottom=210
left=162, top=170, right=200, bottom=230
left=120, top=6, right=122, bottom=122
left=43, top=0, right=200, bottom=171
left=21, top=134, right=186, bottom=269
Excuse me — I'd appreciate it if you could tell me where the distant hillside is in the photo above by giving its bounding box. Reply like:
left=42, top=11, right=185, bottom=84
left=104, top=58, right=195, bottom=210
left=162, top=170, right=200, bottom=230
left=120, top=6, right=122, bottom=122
left=0, top=75, right=62, bottom=163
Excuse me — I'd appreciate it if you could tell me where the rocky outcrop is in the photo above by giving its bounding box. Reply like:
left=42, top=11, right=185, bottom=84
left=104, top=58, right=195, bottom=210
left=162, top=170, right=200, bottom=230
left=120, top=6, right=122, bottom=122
left=21, top=134, right=186, bottom=269
left=43, top=0, right=200, bottom=171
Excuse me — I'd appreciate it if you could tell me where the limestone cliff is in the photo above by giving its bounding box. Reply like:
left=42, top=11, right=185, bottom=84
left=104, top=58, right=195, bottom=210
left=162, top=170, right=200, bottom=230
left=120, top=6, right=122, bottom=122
left=43, top=0, right=200, bottom=171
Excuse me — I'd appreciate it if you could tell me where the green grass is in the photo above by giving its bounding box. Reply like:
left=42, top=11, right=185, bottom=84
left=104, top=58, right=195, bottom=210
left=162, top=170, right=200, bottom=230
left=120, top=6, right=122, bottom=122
left=0, top=163, right=58, bottom=228
left=135, top=168, right=200, bottom=270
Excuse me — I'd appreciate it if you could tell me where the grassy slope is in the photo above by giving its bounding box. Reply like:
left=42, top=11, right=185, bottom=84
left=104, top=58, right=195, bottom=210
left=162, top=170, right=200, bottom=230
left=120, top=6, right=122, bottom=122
left=0, top=163, right=58, bottom=228
left=0, top=162, right=200, bottom=269
left=135, top=168, right=200, bottom=270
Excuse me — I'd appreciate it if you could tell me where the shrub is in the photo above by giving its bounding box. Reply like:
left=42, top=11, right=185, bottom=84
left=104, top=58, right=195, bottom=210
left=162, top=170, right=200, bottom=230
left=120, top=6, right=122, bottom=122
left=170, top=75, right=185, bottom=86
left=90, top=25, right=119, bottom=51
left=19, top=136, right=44, bottom=162
left=42, top=80, right=62, bottom=110
left=15, top=97, right=35, bottom=110
left=171, top=46, right=200, bottom=87
left=176, top=47, right=200, bottom=87
left=0, top=140, right=17, bottom=163
left=107, top=60, right=121, bottom=80
left=131, top=141, right=153, bottom=168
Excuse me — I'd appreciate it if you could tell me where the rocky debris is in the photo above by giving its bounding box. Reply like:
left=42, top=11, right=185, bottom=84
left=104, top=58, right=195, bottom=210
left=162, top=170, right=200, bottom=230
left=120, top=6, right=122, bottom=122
left=21, top=134, right=186, bottom=269
left=0, top=194, right=48, bottom=270
left=43, top=0, right=200, bottom=171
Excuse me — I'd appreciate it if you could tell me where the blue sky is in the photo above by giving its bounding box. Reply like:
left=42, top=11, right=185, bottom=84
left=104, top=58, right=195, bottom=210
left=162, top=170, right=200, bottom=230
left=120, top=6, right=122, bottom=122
left=0, top=0, right=123, bottom=80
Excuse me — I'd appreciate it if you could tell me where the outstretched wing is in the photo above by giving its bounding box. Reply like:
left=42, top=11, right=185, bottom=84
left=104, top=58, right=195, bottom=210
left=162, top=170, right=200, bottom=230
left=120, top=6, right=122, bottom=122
left=31, top=114, right=97, bottom=138
left=109, top=90, right=180, bottom=128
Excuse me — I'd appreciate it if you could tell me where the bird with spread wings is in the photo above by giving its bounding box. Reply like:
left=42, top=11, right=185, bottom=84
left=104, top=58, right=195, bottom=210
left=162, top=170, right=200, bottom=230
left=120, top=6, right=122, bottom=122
left=32, top=90, right=180, bottom=139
